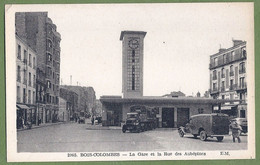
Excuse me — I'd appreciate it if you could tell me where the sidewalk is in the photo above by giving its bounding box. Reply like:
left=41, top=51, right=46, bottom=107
left=17, top=121, right=66, bottom=132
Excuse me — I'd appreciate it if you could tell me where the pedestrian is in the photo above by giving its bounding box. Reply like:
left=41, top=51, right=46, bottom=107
left=91, top=116, right=94, bottom=125
left=229, top=120, right=242, bottom=143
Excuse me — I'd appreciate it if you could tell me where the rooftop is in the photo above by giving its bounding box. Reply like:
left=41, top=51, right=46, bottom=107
left=120, top=31, right=147, bottom=40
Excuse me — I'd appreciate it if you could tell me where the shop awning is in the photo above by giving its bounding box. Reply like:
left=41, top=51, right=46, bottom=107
left=16, top=104, right=29, bottom=109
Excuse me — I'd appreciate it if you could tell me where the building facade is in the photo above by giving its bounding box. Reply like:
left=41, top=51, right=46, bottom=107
left=16, top=35, right=37, bottom=129
left=100, top=31, right=231, bottom=128
left=60, top=85, right=96, bottom=117
left=59, top=87, right=78, bottom=121
left=209, top=40, right=247, bottom=118
left=16, top=12, right=61, bottom=123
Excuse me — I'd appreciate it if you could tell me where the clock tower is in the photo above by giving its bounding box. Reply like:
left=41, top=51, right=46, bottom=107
left=120, top=31, right=146, bottom=98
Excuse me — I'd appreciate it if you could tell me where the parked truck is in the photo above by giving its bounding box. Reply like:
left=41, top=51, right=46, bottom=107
left=122, top=105, right=157, bottom=133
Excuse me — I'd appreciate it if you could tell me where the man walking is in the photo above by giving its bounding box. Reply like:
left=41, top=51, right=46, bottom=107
left=230, top=120, right=242, bottom=143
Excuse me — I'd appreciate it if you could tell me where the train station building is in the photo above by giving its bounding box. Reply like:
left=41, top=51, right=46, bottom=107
left=100, top=31, right=231, bottom=128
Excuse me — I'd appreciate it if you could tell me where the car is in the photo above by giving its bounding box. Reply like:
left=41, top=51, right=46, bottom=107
left=230, top=118, right=247, bottom=134
left=178, top=113, right=230, bottom=142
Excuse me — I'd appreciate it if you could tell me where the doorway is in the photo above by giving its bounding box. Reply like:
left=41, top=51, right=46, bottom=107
left=162, top=108, right=174, bottom=128
left=177, top=108, right=190, bottom=127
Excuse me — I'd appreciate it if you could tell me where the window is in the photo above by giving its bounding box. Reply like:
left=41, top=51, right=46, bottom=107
left=213, top=83, right=217, bottom=91
left=214, top=57, right=218, bottom=66
left=48, top=40, right=52, bottom=48
left=17, top=66, right=21, bottom=82
left=230, top=65, right=234, bottom=76
left=213, top=70, right=217, bottom=80
left=28, top=90, right=31, bottom=104
left=24, top=50, right=27, bottom=64
left=33, top=91, right=35, bottom=104
left=221, top=68, right=225, bottom=78
left=221, top=81, right=225, bottom=91
left=222, top=95, right=225, bottom=100
left=29, top=54, right=32, bottom=67
left=47, top=53, right=52, bottom=61
left=240, top=77, right=245, bottom=88
left=241, top=47, right=246, bottom=57
left=223, top=54, right=226, bottom=63
left=231, top=51, right=235, bottom=61
left=239, top=62, right=246, bottom=74
left=33, top=57, right=36, bottom=68
left=47, top=81, right=51, bottom=88
left=17, top=44, right=21, bottom=59
left=240, top=110, right=246, bottom=118
left=29, top=72, right=31, bottom=86
left=17, top=86, right=20, bottom=102
left=23, top=88, right=26, bottom=103
left=230, top=79, right=234, bottom=90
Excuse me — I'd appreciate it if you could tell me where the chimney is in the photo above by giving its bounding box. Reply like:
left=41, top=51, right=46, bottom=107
left=219, top=48, right=226, bottom=53
left=232, top=39, right=243, bottom=46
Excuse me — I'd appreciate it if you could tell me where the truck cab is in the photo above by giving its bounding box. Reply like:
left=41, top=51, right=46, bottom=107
left=122, top=112, right=141, bottom=133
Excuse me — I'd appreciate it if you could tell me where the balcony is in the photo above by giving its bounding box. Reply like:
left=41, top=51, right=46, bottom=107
left=221, top=74, right=225, bottom=78
left=209, top=52, right=246, bottom=69
left=239, top=69, right=246, bottom=74
left=230, top=71, right=234, bottom=76
left=229, top=84, right=237, bottom=90
left=210, top=88, right=219, bottom=94
left=17, top=76, right=21, bottom=82
left=236, top=83, right=247, bottom=91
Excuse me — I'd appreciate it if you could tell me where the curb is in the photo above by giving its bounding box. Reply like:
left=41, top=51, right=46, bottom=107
left=17, top=122, right=66, bottom=132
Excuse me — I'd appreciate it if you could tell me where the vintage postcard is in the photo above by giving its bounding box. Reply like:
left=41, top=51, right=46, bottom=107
left=5, top=3, right=255, bottom=162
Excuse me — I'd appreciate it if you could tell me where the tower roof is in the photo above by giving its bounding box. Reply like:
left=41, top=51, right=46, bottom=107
left=120, top=31, right=147, bottom=40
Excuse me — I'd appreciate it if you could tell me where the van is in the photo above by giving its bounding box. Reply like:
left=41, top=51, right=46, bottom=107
left=178, top=113, right=230, bottom=141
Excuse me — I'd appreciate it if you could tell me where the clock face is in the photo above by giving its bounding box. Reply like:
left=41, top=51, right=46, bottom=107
left=128, top=39, right=139, bottom=49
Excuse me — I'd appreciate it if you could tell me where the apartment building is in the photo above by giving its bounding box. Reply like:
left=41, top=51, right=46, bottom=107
left=16, top=35, right=37, bottom=129
left=209, top=40, right=247, bottom=118
left=16, top=12, right=61, bottom=123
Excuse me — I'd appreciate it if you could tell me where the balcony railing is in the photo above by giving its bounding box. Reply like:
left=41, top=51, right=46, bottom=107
left=239, top=69, right=246, bottom=74
left=210, top=52, right=246, bottom=69
left=230, top=71, right=234, bottom=76
left=237, top=83, right=247, bottom=90
left=17, top=76, right=21, bottom=82
left=221, top=74, right=225, bottom=78
left=229, top=84, right=237, bottom=90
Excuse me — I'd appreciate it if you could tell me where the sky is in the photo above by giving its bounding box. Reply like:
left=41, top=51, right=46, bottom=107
left=11, top=3, right=254, bottom=98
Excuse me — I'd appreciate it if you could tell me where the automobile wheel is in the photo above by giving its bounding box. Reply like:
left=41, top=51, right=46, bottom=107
left=217, top=136, right=224, bottom=142
left=199, top=130, right=207, bottom=141
left=178, top=129, right=184, bottom=137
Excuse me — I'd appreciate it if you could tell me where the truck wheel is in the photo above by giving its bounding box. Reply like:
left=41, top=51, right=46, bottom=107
left=178, top=129, right=184, bottom=137
left=217, top=136, right=224, bottom=142
left=199, top=131, right=207, bottom=141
